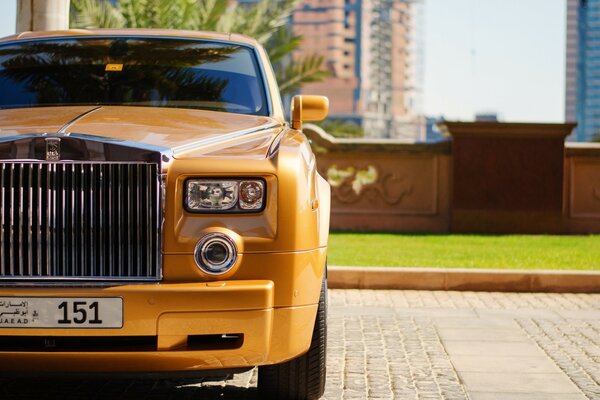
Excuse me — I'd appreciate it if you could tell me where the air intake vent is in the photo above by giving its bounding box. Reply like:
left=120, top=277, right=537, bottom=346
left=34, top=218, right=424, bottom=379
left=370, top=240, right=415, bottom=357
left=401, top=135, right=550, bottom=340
left=0, top=162, right=161, bottom=281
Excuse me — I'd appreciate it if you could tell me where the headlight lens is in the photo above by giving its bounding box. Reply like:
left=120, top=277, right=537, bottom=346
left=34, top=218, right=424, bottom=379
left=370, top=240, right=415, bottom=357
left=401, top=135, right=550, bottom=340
left=185, top=178, right=265, bottom=212
left=239, top=180, right=264, bottom=210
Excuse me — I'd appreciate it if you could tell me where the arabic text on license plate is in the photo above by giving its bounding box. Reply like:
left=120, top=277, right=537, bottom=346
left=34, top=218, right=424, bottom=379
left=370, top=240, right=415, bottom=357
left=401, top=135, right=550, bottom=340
left=0, top=297, right=123, bottom=328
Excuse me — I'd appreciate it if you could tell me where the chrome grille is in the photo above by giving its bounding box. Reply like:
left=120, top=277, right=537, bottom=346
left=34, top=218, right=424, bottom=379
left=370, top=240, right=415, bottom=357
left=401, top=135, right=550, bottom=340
left=0, top=162, right=161, bottom=281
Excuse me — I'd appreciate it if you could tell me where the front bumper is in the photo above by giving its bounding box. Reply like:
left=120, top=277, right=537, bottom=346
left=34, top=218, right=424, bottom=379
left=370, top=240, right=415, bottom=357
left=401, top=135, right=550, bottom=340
left=0, top=280, right=318, bottom=373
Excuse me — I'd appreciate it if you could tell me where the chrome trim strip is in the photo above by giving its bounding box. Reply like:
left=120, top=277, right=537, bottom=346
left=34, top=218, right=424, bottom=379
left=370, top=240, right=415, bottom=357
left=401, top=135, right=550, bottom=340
left=0, top=276, right=161, bottom=283
left=172, top=123, right=279, bottom=157
left=0, top=160, right=162, bottom=164
left=0, top=134, right=173, bottom=169
left=56, top=106, right=102, bottom=134
left=0, top=279, right=160, bottom=288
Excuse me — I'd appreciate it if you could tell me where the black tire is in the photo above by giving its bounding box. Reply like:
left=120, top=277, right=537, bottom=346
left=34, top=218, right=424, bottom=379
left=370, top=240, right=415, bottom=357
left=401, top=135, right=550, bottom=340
left=258, top=276, right=327, bottom=400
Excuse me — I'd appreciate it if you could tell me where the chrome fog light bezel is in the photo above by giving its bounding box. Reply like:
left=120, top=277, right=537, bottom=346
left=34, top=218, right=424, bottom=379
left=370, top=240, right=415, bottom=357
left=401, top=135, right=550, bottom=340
left=194, top=233, right=238, bottom=275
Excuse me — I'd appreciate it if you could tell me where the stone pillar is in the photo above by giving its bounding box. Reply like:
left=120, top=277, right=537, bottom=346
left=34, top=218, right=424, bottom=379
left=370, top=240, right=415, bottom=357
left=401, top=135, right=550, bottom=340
left=440, top=122, right=576, bottom=234
left=16, top=0, right=70, bottom=33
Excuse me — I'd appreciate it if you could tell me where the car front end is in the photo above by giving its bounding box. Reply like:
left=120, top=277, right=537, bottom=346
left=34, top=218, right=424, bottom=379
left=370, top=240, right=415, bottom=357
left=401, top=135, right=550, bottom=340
left=0, top=29, right=330, bottom=399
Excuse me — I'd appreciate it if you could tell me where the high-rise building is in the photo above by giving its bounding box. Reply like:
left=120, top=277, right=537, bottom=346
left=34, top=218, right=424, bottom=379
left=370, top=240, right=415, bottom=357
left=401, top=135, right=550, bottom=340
left=292, top=0, right=424, bottom=139
left=565, top=0, right=600, bottom=141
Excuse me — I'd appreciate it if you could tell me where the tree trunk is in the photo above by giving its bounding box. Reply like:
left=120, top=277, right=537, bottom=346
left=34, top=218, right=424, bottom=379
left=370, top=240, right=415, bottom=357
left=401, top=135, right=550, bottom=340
left=16, top=0, right=70, bottom=33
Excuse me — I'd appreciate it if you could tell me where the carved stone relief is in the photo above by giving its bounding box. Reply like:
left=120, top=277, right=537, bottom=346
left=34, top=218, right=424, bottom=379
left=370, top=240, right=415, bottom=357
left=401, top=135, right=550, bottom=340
left=319, top=154, right=440, bottom=215
left=326, top=164, right=414, bottom=205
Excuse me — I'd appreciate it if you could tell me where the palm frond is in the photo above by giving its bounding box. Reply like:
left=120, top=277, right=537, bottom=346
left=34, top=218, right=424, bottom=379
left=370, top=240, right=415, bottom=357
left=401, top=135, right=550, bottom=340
left=266, top=27, right=302, bottom=65
left=277, top=54, right=329, bottom=95
left=70, top=0, right=125, bottom=29
left=69, top=0, right=328, bottom=96
left=197, top=0, right=229, bottom=31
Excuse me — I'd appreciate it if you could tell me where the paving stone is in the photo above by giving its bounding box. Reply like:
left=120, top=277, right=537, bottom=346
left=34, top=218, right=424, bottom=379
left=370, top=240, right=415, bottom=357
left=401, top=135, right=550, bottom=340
left=450, top=355, right=563, bottom=374
left=432, top=317, right=518, bottom=329
left=0, top=289, right=598, bottom=399
left=443, top=340, right=547, bottom=357
left=458, top=371, right=582, bottom=394
left=436, top=327, right=531, bottom=342
left=516, top=318, right=600, bottom=400
left=468, top=393, right=587, bottom=400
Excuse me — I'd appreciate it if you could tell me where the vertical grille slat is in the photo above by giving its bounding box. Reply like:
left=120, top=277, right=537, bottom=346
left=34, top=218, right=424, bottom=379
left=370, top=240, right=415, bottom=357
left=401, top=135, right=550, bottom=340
left=0, top=164, right=4, bottom=276
left=17, top=165, right=23, bottom=276
left=0, top=161, right=161, bottom=281
left=90, top=164, right=96, bottom=278
left=70, top=163, right=76, bottom=276
left=116, top=165, right=122, bottom=277
left=127, top=165, right=132, bottom=277
left=9, top=164, right=15, bottom=276
left=107, top=165, right=114, bottom=278
left=136, top=165, right=142, bottom=277
left=99, top=164, right=105, bottom=277
left=59, top=163, right=66, bottom=278
left=26, top=165, right=33, bottom=276
left=44, top=164, right=50, bottom=276
left=146, top=166, right=153, bottom=276
left=50, top=163, right=58, bottom=277
left=36, top=166, right=42, bottom=277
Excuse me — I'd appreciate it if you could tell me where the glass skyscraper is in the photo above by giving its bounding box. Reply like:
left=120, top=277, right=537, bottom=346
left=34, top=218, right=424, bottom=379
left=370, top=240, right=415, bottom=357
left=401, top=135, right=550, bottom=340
left=566, top=0, right=600, bottom=141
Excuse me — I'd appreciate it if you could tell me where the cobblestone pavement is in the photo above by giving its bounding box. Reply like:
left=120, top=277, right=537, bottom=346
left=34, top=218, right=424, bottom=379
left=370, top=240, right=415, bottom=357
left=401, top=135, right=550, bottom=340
left=1, top=290, right=599, bottom=399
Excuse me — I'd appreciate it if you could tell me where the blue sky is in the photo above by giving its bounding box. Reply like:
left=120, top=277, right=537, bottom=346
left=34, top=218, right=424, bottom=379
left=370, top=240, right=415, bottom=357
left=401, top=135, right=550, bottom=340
left=424, top=0, right=566, bottom=122
left=0, top=0, right=566, bottom=123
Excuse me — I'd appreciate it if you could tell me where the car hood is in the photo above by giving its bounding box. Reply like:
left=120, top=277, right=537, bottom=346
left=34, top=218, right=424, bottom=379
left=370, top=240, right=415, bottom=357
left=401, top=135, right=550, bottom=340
left=0, top=106, right=283, bottom=159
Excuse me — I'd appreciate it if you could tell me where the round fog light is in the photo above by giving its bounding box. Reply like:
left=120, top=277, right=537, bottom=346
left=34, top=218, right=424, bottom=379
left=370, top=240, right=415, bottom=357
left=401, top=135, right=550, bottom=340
left=194, top=233, right=237, bottom=275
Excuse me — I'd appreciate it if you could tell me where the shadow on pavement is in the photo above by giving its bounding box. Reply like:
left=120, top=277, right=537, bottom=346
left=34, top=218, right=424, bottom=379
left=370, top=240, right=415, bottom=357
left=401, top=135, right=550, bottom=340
left=0, top=378, right=259, bottom=399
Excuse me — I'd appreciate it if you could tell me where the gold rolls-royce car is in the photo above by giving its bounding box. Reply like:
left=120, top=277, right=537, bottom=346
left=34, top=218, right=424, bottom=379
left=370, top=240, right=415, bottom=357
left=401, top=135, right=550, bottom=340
left=0, top=29, right=330, bottom=399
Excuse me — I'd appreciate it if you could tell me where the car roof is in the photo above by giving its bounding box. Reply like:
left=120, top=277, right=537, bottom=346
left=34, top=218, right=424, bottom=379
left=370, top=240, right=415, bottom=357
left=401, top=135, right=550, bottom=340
left=0, top=28, right=260, bottom=47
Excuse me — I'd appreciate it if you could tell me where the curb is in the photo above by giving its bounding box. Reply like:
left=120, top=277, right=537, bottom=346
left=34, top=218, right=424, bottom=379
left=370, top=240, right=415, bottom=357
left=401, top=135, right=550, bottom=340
left=328, top=266, right=600, bottom=293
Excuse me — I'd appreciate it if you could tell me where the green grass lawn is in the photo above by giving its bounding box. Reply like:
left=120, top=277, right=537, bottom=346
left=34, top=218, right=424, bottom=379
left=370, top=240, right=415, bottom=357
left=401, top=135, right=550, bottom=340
left=327, top=233, right=600, bottom=270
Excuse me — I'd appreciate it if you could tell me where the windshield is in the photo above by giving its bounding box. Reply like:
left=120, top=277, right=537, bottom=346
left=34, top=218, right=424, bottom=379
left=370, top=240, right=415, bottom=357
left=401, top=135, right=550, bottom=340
left=0, top=37, right=269, bottom=116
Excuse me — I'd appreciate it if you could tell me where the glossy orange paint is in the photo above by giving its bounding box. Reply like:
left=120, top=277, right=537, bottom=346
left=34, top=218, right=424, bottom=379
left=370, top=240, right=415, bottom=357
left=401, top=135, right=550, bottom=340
left=291, top=95, right=330, bottom=130
left=0, top=29, right=330, bottom=373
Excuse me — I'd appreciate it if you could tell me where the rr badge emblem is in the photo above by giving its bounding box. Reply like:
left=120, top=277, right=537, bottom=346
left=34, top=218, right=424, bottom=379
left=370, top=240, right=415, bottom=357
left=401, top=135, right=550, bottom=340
left=45, top=138, right=61, bottom=161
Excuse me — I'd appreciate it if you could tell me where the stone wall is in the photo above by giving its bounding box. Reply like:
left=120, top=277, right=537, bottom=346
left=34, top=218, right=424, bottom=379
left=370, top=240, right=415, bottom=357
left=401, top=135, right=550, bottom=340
left=306, top=124, right=451, bottom=232
left=564, top=143, right=600, bottom=233
left=305, top=123, right=600, bottom=234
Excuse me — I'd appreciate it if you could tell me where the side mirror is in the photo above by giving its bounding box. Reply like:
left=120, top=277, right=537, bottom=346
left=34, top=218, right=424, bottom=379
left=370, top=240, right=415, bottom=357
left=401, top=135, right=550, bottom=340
left=291, top=95, right=329, bottom=130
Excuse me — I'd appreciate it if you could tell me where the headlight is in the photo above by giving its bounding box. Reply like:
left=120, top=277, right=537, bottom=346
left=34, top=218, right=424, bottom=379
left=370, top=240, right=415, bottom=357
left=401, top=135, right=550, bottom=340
left=185, top=178, right=265, bottom=213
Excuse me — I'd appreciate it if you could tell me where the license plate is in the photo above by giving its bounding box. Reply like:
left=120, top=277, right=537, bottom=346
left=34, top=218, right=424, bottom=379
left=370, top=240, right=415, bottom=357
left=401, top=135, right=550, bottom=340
left=0, top=297, right=123, bottom=328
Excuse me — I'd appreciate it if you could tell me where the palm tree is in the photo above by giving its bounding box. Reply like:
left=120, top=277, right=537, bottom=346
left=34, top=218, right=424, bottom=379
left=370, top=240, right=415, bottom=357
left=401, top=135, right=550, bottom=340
left=69, top=0, right=329, bottom=96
